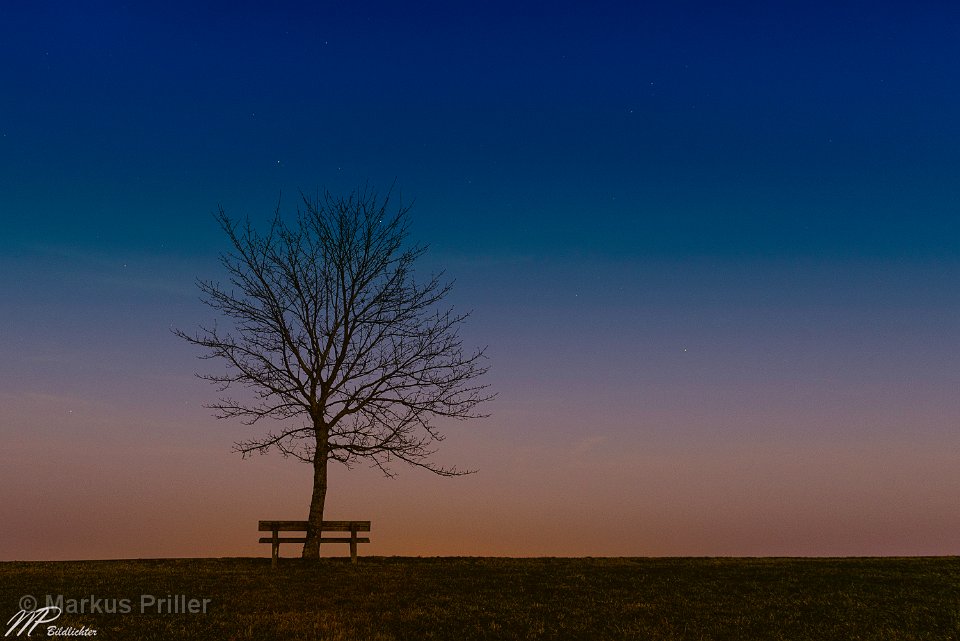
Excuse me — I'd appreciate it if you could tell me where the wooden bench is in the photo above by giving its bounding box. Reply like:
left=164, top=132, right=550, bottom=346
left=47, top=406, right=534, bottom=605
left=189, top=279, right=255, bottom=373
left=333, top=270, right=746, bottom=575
left=258, top=520, right=371, bottom=567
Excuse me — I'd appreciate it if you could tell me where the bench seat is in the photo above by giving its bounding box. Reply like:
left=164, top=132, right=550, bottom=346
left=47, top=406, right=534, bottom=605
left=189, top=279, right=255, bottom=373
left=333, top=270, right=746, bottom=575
left=258, top=520, right=371, bottom=567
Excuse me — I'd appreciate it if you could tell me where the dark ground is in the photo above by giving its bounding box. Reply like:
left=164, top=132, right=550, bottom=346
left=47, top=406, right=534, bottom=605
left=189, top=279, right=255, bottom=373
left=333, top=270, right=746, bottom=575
left=1, top=556, right=958, bottom=640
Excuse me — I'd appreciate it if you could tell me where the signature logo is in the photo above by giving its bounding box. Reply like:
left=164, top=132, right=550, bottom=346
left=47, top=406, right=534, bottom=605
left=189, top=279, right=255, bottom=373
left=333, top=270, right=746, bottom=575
left=5, top=607, right=61, bottom=637
left=5, top=606, right=96, bottom=638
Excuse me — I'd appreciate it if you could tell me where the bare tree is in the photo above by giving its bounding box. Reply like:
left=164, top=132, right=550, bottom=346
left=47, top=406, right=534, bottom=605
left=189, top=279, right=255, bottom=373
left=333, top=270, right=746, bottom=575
left=175, top=186, right=493, bottom=558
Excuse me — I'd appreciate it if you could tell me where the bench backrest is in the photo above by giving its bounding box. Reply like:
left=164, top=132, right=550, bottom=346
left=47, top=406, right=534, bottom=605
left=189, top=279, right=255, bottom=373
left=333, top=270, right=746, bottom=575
left=259, top=520, right=370, bottom=532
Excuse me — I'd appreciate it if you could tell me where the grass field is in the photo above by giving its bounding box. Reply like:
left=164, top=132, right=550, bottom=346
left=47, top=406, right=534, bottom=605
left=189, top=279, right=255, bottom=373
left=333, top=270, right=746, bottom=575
left=1, top=557, right=958, bottom=640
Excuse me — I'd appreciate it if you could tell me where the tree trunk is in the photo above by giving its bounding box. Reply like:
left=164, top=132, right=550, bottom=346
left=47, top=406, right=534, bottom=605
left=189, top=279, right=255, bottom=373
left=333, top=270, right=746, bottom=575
left=301, top=447, right=329, bottom=559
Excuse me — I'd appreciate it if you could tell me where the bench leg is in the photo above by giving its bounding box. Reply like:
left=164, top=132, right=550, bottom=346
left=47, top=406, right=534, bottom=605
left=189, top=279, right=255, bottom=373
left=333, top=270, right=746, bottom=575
left=350, top=526, right=358, bottom=564
left=272, top=530, right=279, bottom=569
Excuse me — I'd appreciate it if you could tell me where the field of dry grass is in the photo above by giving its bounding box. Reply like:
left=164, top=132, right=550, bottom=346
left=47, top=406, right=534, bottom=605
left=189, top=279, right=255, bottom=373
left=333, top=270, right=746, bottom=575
left=2, top=556, right=958, bottom=640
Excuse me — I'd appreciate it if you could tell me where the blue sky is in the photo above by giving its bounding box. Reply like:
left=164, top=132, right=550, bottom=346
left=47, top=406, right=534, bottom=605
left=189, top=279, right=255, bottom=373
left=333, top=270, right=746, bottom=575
left=5, top=1, right=959, bottom=258
left=2, top=1, right=959, bottom=557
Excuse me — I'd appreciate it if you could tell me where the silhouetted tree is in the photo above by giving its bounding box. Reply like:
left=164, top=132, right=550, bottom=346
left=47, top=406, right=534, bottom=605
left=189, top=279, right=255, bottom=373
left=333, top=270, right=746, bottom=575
left=176, top=186, right=492, bottom=558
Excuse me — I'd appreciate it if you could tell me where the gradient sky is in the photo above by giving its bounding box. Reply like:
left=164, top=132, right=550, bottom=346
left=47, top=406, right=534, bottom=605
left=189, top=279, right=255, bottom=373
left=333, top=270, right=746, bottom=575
left=2, top=1, right=960, bottom=559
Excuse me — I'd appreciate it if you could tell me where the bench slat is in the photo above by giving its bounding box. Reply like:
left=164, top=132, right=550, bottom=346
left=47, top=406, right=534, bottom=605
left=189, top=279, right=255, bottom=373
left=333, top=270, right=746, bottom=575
left=319, top=537, right=371, bottom=544
left=258, top=537, right=308, bottom=544
left=258, top=520, right=371, bottom=532
left=258, top=537, right=370, bottom=544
